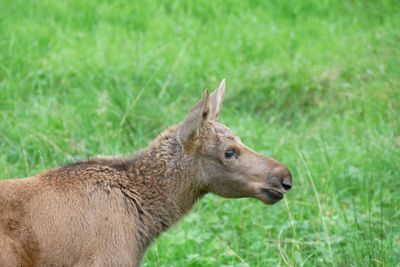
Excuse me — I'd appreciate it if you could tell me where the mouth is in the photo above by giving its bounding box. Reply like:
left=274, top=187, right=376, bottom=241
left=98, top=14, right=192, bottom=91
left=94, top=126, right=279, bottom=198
left=258, top=188, right=284, bottom=204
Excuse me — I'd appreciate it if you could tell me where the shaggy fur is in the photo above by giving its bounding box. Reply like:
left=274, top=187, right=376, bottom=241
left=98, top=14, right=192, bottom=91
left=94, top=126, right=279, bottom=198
left=0, top=80, right=292, bottom=266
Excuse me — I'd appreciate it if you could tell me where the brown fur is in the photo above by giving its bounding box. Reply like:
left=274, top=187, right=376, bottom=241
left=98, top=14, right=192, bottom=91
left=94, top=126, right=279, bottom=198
left=0, top=80, right=292, bottom=266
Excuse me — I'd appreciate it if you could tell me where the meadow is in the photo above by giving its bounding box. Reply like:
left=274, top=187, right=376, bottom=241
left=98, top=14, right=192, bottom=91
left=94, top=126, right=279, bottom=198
left=0, top=0, right=399, bottom=266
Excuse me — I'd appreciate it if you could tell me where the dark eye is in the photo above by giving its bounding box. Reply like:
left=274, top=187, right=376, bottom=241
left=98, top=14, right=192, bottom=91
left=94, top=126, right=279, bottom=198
left=224, top=148, right=237, bottom=159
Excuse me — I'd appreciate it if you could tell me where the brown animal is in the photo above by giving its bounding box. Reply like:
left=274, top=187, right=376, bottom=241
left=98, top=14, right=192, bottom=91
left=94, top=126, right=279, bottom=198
left=0, top=80, right=292, bottom=266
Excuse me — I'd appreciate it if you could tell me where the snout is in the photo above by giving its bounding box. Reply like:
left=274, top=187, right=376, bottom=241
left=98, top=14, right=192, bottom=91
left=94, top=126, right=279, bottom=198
left=273, top=166, right=292, bottom=192
left=258, top=164, right=292, bottom=205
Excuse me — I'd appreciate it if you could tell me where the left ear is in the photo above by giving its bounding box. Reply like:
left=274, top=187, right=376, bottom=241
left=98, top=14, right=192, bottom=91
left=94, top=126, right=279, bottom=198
left=177, top=90, right=211, bottom=151
left=210, top=79, right=226, bottom=120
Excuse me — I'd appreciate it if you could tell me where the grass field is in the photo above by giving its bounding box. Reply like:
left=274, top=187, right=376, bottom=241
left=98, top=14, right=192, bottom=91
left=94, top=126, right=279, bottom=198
left=1, top=0, right=399, bottom=266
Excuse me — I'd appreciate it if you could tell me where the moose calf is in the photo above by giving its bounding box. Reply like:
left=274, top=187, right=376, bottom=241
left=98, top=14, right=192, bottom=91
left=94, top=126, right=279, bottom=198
left=0, top=80, right=292, bottom=266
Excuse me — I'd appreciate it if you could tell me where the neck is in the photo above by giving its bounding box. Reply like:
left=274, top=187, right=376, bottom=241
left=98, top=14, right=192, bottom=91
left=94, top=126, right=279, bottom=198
left=126, top=125, right=206, bottom=248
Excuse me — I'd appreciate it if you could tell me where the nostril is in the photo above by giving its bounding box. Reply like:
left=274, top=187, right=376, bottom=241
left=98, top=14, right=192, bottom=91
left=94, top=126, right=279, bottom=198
left=271, top=165, right=292, bottom=191
left=281, top=174, right=292, bottom=191
left=281, top=180, right=292, bottom=191
left=270, top=165, right=292, bottom=192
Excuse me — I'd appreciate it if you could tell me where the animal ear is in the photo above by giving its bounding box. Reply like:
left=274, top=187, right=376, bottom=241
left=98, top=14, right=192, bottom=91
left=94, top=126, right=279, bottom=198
left=177, top=90, right=211, bottom=151
left=210, top=79, right=226, bottom=120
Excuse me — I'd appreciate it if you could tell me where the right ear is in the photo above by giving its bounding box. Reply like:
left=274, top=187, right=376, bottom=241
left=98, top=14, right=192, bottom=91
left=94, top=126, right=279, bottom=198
left=210, top=79, right=226, bottom=120
left=177, top=90, right=211, bottom=151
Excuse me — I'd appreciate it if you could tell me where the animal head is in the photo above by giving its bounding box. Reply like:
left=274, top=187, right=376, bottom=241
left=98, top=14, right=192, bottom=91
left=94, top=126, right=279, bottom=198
left=177, top=80, right=292, bottom=204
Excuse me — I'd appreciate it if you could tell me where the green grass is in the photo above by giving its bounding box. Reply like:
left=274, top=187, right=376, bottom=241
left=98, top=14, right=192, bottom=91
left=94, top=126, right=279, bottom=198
left=1, top=0, right=399, bottom=266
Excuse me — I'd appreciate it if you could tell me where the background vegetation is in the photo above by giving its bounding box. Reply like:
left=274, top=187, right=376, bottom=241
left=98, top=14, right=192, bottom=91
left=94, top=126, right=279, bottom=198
left=1, top=0, right=399, bottom=266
